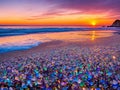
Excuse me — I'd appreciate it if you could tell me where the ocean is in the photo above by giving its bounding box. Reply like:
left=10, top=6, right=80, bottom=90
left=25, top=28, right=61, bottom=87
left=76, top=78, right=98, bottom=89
left=0, top=26, right=119, bottom=53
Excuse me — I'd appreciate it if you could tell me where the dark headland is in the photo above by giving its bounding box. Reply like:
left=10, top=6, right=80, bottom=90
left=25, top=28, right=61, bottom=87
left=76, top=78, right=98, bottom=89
left=109, top=19, right=120, bottom=27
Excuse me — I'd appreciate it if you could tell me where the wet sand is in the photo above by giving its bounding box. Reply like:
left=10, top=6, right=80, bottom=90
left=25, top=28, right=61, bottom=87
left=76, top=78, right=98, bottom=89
left=0, top=34, right=120, bottom=61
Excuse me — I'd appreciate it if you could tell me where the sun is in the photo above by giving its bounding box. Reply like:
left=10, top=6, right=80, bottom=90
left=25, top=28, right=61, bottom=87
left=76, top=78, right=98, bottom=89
left=91, top=21, right=96, bottom=26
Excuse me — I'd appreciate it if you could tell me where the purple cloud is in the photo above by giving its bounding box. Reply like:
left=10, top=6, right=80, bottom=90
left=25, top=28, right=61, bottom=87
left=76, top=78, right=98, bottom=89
left=1, top=0, right=120, bottom=21
left=48, top=0, right=120, bottom=19
left=26, top=9, right=83, bottom=20
left=51, top=0, right=120, bottom=11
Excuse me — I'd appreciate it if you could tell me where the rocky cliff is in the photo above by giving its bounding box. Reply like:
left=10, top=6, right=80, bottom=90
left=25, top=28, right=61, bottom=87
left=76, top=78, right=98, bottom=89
left=111, top=19, right=120, bottom=27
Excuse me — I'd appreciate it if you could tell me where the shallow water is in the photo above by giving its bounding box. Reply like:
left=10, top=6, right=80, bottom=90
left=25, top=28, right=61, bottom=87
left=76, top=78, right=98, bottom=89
left=0, top=29, right=116, bottom=53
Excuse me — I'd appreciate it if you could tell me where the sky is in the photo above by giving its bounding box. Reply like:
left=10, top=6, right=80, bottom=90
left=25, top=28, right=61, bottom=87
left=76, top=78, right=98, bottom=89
left=0, top=0, right=120, bottom=26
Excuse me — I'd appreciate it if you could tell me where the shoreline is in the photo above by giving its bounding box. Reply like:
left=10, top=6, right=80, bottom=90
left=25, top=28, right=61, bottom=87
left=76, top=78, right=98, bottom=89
left=0, top=33, right=120, bottom=89
left=0, top=34, right=120, bottom=61
left=0, top=30, right=117, bottom=55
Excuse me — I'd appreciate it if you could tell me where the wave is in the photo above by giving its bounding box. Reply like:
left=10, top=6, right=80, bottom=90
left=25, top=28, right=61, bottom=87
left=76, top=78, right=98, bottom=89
left=0, top=40, right=41, bottom=53
left=0, top=27, right=119, bottom=53
left=0, top=27, right=108, bottom=37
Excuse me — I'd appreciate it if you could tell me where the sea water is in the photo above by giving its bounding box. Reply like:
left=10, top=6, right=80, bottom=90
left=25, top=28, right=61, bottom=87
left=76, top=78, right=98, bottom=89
left=0, top=26, right=118, bottom=53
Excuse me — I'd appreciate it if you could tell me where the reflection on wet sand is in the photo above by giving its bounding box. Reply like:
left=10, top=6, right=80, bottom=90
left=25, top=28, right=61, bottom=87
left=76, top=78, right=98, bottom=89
left=0, top=30, right=115, bottom=53
left=91, top=31, right=95, bottom=41
left=0, top=30, right=114, bottom=44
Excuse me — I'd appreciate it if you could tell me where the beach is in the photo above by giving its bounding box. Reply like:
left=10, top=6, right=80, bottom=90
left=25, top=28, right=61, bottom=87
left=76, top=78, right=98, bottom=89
left=0, top=30, right=118, bottom=60
left=0, top=0, right=120, bottom=89
left=0, top=30, right=120, bottom=89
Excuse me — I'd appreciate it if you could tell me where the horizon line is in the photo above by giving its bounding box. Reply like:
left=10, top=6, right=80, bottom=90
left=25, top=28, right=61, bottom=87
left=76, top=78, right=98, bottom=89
left=0, top=24, right=108, bottom=26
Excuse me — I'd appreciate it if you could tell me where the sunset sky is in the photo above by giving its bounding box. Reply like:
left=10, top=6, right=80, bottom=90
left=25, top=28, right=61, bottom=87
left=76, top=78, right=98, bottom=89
left=0, top=0, right=120, bottom=26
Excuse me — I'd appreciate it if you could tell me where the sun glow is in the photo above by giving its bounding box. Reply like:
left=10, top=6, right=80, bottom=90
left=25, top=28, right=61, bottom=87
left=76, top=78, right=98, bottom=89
left=91, top=21, right=97, bottom=26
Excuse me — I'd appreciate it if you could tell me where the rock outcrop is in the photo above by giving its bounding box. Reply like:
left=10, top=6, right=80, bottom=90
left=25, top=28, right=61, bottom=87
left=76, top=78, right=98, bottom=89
left=111, top=19, right=120, bottom=27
